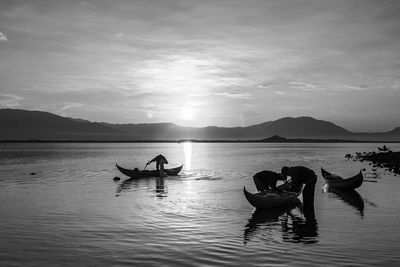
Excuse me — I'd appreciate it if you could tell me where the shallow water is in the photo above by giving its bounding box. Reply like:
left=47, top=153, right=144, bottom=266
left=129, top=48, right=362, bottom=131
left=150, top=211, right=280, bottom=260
left=1, top=142, right=400, bottom=266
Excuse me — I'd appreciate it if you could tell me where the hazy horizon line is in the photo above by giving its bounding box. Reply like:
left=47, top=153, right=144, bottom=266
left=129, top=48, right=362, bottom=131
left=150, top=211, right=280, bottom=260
left=2, top=107, right=399, bottom=133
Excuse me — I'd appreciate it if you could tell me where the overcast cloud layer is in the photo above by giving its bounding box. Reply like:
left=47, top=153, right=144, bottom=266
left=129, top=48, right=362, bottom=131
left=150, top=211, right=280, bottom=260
left=1, top=0, right=399, bottom=131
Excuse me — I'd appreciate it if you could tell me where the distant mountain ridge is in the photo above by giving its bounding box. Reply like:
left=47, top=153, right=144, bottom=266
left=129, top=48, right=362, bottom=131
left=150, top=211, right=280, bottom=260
left=0, top=108, right=399, bottom=141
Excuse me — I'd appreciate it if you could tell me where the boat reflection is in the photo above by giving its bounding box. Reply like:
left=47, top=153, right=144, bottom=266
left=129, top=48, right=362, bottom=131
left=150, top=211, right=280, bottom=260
left=244, top=200, right=318, bottom=245
left=323, top=185, right=364, bottom=217
left=115, top=177, right=167, bottom=198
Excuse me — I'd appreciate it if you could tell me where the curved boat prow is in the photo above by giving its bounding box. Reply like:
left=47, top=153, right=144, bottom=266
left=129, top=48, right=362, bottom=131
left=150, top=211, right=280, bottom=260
left=321, top=168, right=363, bottom=190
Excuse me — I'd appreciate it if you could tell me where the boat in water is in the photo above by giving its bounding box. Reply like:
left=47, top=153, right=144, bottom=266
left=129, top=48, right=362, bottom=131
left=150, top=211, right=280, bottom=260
left=321, top=168, right=363, bottom=190
left=243, top=181, right=303, bottom=209
left=116, top=164, right=183, bottom=178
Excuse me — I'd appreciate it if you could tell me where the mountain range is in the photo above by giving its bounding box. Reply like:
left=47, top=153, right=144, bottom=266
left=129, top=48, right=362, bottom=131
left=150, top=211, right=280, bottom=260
left=1, top=108, right=399, bottom=141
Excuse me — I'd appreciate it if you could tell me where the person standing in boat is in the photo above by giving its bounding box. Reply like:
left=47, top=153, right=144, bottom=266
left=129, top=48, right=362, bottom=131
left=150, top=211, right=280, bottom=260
left=146, top=154, right=168, bottom=177
left=253, top=170, right=287, bottom=192
left=281, top=166, right=317, bottom=222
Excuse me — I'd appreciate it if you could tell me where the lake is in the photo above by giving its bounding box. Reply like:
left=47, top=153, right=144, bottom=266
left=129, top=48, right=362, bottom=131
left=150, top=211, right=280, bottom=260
left=1, top=142, right=400, bottom=266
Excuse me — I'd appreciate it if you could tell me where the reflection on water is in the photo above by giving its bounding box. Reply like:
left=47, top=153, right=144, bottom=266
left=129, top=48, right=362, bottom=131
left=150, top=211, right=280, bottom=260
left=182, top=142, right=192, bottom=170
left=244, top=200, right=318, bottom=245
left=155, top=177, right=167, bottom=198
left=2, top=143, right=400, bottom=266
left=282, top=210, right=318, bottom=244
left=115, top=177, right=167, bottom=198
left=115, top=177, right=138, bottom=196
left=323, top=185, right=365, bottom=217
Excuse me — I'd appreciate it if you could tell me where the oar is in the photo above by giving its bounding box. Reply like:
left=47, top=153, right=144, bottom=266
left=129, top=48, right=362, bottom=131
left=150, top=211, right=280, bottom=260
left=364, top=179, right=378, bottom=183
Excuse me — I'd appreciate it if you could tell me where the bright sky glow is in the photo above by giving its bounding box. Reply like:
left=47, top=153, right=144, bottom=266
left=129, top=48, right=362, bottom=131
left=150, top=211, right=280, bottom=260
left=0, top=0, right=399, bottom=131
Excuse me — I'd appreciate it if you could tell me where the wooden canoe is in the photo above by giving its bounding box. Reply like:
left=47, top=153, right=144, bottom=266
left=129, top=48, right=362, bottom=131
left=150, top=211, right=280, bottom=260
left=321, top=168, right=363, bottom=190
left=243, top=182, right=303, bottom=209
left=116, top=164, right=183, bottom=178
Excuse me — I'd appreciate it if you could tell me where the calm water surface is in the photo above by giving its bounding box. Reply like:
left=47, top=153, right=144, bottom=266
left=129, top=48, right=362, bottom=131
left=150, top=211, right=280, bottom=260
left=1, top=143, right=400, bottom=266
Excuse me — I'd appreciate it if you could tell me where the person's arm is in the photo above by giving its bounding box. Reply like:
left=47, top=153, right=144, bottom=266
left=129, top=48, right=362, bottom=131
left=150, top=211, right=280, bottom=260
left=145, top=157, right=156, bottom=168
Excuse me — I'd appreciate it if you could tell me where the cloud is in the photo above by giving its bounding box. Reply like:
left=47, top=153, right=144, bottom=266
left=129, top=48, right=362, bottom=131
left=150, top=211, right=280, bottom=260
left=0, top=32, right=8, bottom=41
left=336, top=84, right=371, bottom=91
left=288, top=81, right=325, bottom=92
left=215, top=92, right=252, bottom=99
left=258, top=82, right=276, bottom=89
left=391, top=82, right=400, bottom=90
left=0, top=94, right=23, bottom=107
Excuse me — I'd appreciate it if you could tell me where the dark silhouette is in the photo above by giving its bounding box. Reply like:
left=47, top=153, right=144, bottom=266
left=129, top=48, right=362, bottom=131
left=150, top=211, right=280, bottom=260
left=281, top=166, right=317, bottom=222
left=321, top=168, right=364, bottom=190
left=377, top=145, right=389, bottom=151
left=146, top=154, right=168, bottom=176
left=116, top=164, right=182, bottom=178
left=353, top=150, right=400, bottom=175
left=2, top=108, right=400, bottom=141
left=252, top=170, right=286, bottom=192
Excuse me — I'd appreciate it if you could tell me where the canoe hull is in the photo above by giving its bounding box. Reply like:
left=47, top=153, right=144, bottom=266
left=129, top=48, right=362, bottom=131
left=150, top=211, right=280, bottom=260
left=321, top=168, right=363, bottom=190
left=116, top=164, right=183, bottom=178
left=244, top=182, right=302, bottom=209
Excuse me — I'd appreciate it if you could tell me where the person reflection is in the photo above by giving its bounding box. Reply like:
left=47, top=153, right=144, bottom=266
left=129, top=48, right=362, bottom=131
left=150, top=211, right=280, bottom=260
left=243, top=203, right=299, bottom=245
left=281, top=202, right=318, bottom=244
left=244, top=201, right=318, bottom=244
left=155, top=177, right=167, bottom=198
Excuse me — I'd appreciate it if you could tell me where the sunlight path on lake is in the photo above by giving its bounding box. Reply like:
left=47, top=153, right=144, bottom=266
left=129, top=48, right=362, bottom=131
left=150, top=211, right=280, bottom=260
left=182, top=142, right=192, bottom=171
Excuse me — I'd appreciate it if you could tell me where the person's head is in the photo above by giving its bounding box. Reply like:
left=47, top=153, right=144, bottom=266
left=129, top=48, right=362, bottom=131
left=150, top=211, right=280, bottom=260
left=134, top=167, right=139, bottom=172
left=281, top=166, right=289, bottom=179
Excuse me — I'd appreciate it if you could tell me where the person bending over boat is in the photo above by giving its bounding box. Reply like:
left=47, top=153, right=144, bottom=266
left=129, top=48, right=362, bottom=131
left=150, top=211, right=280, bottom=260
left=146, top=154, right=168, bottom=176
left=281, top=166, right=317, bottom=222
left=253, top=170, right=287, bottom=192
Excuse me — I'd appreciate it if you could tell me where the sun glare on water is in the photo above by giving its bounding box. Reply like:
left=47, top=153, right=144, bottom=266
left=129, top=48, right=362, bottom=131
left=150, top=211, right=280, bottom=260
left=182, top=142, right=192, bottom=170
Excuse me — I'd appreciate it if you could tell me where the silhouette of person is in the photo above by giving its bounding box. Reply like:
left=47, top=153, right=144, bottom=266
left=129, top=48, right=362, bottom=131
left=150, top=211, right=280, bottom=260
left=253, top=170, right=286, bottom=192
left=281, top=166, right=317, bottom=221
left=146, top=154, right=168, bottom=176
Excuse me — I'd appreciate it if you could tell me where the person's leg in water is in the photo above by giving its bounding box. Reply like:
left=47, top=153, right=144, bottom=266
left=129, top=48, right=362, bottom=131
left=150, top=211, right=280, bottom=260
left=302, top=173, right=317, bottom=223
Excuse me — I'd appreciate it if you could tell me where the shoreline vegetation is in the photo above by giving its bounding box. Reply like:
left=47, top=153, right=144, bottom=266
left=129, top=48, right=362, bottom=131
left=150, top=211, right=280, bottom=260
left=1, top=135, right=399, bottom=143
left=351, top=149, right=400, bottom=175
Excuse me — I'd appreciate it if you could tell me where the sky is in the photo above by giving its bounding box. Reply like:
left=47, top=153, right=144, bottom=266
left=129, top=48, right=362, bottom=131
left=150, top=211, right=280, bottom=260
left=0, top=0, right=399, bottom=132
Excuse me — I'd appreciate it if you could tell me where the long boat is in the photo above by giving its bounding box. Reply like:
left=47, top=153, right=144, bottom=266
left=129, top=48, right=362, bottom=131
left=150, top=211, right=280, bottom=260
left=243, top=182, right=302, bottom=209
left=321, top=168, right=363, bottom=190
left=116, top=164, right=183, bottom=178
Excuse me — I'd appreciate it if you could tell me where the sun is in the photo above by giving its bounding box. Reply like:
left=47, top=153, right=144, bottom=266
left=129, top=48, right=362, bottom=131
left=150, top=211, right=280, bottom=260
left=180, top=108, right=195, bottom=120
